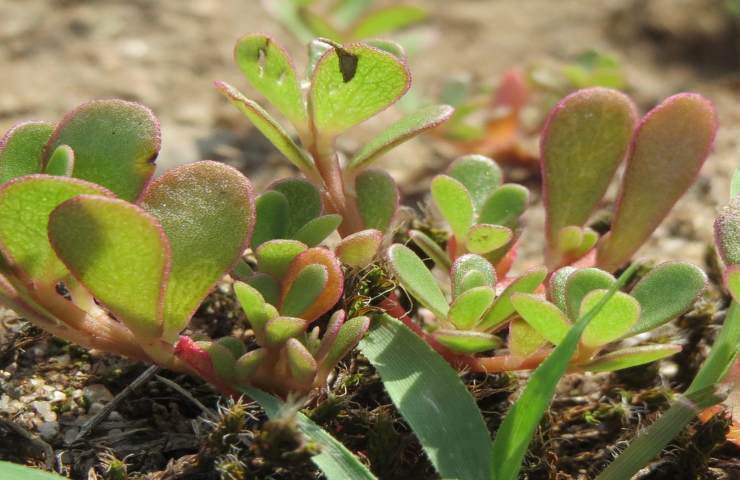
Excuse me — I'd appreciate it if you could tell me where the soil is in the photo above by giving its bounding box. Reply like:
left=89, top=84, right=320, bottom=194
left=1, top=0, right=740, bottom=479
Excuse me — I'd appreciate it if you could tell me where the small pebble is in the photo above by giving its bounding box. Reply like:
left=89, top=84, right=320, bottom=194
left=38, top=421, right=59, bottom=440
left=83, top=384, right=113, bottom=404
left=32, top=400, right=57, bottom=422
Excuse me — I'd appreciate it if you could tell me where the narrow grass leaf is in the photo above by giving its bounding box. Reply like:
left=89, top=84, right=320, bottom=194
left=478, top=268, right=547, bottom=331
left=49, top=196, right=169, bottom=339
left=388, top=244, right=449, bottom=318
left=597, top=94, right=717, bottom=271
left=44, top=100, right=160, bottom=201
left=688, top=301, right=740, bottom=394
left=360, top=314, right=491, bottom=480
left=0, top=462, right=68, bottom=480
left=242, top=386, right=378, bottom=480
left=491, top=263, right=639, bottom=480
left=140, top=161, right=255, bottom=342
left=0, top=176, right=112, bottom=282
left=349, top=104, right=453, bottom=171
left=309, top=43, right=410, bottom=135
left=0, top=121, right=52, bottom=183
left=233, top=34, right=307, bottom=128
left=215, top=82, right=314, bottom=173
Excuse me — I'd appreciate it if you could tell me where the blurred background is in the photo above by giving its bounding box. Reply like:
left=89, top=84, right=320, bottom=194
left=2, top=0, right=739, bottom=266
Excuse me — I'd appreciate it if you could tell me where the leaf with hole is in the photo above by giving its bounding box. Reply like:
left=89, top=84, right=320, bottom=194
left=309, top=43, right=410, bottom=136
left=234, top=34, right=307, bottom=128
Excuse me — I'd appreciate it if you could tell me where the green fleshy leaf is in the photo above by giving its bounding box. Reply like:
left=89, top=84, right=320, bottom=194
left=286, top=338, right=318, bottom=384
left=557, top=225, right=584, bottom=253
left=206, top=341, right=236, bottom=382
left=243, top=386, right=378, bottom=480
left=0, top=122, right=53, bottom=183
left=233, top=34, right=307, bottom=128
left=264, top=316, right=306, bottom=345
left=215, top=82, right=314, bottom=173
left=580, top=290, right=640, bottom=348
left=270, top=178, right=323, bottom=236
left=350, top=5, right=428, bottom=39
left=140, top=161, right=255, bottom=342
left=0, top=462, right=68, bottom=480
left=491, top=263, right=640, bottom=480
left=448, top=286, right=495, bottom=330
left=234, top=281, right=272, bottom=333
left=581, top=345, right=681, bottom=372
left=388, top=244, right=448, bottom=318
left=216, top=336, right=247, bottom=359
left=598, top=94, right=717, bottom=271
left=549, top=266, right=576, bottom=312
left=408, top=229, right=451, bottom=270
left=280, top=264, right=328, bottom=317
left=355, top=168, right=398, bottom=231
left=246, top=273, right=281, bottom=306
left=478, top=268, right=547, bottom=331
left=48, top=196, right=169, bottom=339
left=451, top=254, right=495, bottom=298
left=293, top=214, right=342, bottom=247
left=363, top=39, right=406, bottom=59
left=45, top=100, right=160, bottom=201
left=434, top=329, right=502, bottom=354
left=280, top=248, right=344, bottom=322
left=511, top=294, right=571, bottom=345
left=446, top=155, right=502, bottom=211
left=318, top=315, right=370, bottom=375
left=731, top=167, right=740, bottom=198
left=465, top=224, right=512, bottom=255
left=252, top=190, right=290, bottom=248
left=714, top=197, right=740, bottom=266
left=541, top=88, right=636, bottom=254
left=235, top=348, right=267, bottom=384
left=565, top=268, right=616, bottom=319
left=359, top=315, right=491, bottom=480
left=44, top=145, right=74, bottom=176
left=477, top=184, right=529, bottom=228
left=0, top=176, right=112, bottom=282
left=509, top=318, right=547, bottom=359
left=335, top=229, right=382, bottom=267
left=256, top=240, right=308, bottom=278
left=629, top=262, right=706, bottom=335
left=348, top=104, right=453, bottom=171
left=315, top=310, right=346, bottom=360
left=309, top=43, right=409, bottom=136
left=431, top=175, right=474, bottom=241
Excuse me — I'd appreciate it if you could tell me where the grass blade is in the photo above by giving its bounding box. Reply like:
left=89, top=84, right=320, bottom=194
left=360, top=314, right=492, bottom=480
left=491, top=263, right=640, bottom=480
left=242, top=386, right=377, bottom=480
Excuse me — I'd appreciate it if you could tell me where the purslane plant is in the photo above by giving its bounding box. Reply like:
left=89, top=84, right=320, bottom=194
left=0, top=100, right=257, bottom=390
left=216, top=33, right=453, bottom=236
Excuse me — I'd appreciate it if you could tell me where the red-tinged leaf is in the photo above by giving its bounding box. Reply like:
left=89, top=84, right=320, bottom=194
left=280, top=248, right=343, bottom=322
left=0, top=122, right=53, bottom=183
left=597, top=93, right=718, bottom=271
left=335, top=229, right=383, bottom=267
left=0, top=176, right=113, bottom=283
left=315, top=310, right=346, bottom=362
left=349, top=104, right=453, bottom=172
left=49, top=196, right=170, bottom=339
left=317, top=315, right=370, bottom=377
left=355, top=168, right=399, bottom=232
left=140, top=161, right=255, bottom=342
left=280, top=264, right=328, bottom=318
left=286, top=338, right=318, bottom=385
left=44, top=100, right=160, bottom=201
left=541, top=88, right=636, bottom=263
